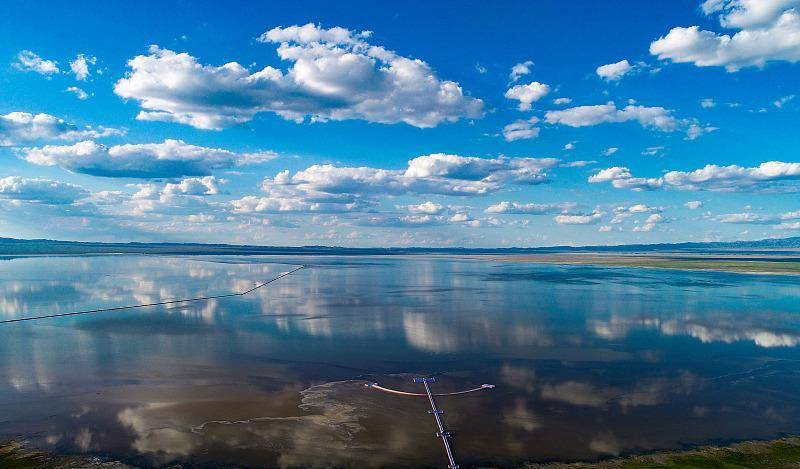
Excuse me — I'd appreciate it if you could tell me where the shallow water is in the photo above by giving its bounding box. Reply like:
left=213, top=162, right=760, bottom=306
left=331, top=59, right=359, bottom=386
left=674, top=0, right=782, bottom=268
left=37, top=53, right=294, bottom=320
left=2, top=254, right=800, bottom=468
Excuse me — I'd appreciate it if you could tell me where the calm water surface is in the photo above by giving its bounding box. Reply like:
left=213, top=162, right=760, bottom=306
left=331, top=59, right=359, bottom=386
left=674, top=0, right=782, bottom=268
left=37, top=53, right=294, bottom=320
left=2, top=255, right=800, bottom=468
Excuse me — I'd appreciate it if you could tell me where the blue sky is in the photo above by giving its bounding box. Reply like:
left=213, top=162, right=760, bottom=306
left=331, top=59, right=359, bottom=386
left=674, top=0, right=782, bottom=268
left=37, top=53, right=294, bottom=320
left=1, top=0, right=799, bottom=247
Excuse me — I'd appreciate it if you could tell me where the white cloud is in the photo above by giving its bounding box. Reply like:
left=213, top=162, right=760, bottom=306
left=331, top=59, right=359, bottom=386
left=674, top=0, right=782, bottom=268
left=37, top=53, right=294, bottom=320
left=628, top=204, right=659, bottom=213
left=588, top=167, right=664, bottom=191
left=715, top=209, right=800, bottom=225
left=664, top=161, right=800, bottom=191
left=19, top=139, right=277, bottom=178
left=114, top=25, right=484, bottom=130
left=602, top=147, right=619, bottom=156
left=0, top=112, right=123, bottom=146
left=610, top=204, right=662, bottom=225
left=402, top=201, right=445, bottom=215
left=231, top=154, right=560, bottom=214
left=162, top=176, right=222, bottom=196
left=716, top=212, right=776, bottom=223
left=0, top=176, right=88, bottom=205
left=357, top=214, right=447, bottom=228
left=564, top=141, right=576, bottom=150
left=685, top=200, right=703, bottom=209
left=641, top=146, right=665, bottom=157
left=555, top=210, right=604, bottom=225
left=544, top=102, right=714, bottom=139
left=590, top=161, right=800, bottom=192
left=70, top=54, right=96, bottom=81
left=775, top=94, right=796, bottom=108
left=702, top=0, right=800, bottom=28
left=561, top=160, right=596, bottom=167
left=651, top=0, right=800, bottom=71
left=502, top=117, right=540, bottom=141
left=403, top=153, right=558, bottom=184
left=505, top=82, right=550, bottom=111
left=65, top=86, right=90, bottom=100
left=509, top=60, right=534, bottom=82
left=553, top=97, right=572, bottom=105
left=13, top=50, right=59, bottom=76
left=485, top=201, right=576, bottom=214
left=596, top=59, right=632, bottom=81
left=701, top=98, right=716, bottom=108
left=633, top=213, right=666, bottom=232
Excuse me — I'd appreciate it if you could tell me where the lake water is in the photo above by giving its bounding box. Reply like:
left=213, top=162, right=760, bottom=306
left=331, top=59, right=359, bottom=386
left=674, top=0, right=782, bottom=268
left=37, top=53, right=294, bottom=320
left=2, top=255, right=800, bottom=468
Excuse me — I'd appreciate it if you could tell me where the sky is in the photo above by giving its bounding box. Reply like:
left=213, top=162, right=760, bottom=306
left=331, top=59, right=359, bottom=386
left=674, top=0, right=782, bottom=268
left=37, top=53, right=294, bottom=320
left=1, top=0, right=799, bottom=247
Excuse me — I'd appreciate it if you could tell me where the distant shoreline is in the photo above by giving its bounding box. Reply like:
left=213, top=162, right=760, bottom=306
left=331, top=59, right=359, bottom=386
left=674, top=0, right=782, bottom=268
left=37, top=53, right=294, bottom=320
left=0, top=236, right=799, bottom=256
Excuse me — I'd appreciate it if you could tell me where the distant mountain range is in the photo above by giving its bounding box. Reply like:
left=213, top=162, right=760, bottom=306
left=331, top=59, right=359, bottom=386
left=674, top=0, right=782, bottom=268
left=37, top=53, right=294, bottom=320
left=1, top=236, right=799, bottom=255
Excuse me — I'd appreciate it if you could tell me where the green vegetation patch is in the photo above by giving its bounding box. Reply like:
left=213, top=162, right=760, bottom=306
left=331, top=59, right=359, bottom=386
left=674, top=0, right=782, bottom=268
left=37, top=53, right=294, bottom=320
left=0, top=442, right=132, bottom=469
left=522, top=437, right=800, bottom=469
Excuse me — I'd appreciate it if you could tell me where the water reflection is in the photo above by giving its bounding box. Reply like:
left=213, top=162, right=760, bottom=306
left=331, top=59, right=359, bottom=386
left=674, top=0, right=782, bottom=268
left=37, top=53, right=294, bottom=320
left=1, top=256, right=800, bottom=467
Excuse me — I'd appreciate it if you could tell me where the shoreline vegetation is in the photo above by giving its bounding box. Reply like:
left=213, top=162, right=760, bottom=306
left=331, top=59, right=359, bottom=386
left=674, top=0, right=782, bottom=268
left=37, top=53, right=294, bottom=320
left=5, top=437, right=800, bottom=468
left=520, top=437, right=800, bottom=469
left=491, top=253, right=800, bottom=275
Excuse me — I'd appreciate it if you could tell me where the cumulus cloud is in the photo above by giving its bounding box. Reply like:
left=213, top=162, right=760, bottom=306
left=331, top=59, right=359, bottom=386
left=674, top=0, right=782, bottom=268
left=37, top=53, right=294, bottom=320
left=555, top=210, right=604, bottom=225
left=121, top=176, right=225, bottom=216
left=70, top=54, right=96, bottom=81
left=231, top=154, right=560, bottom=214
left=0, top=112, right=123, bottom=146
left=664, top=161, right=800, bottom=191
left=12, top=50, right=59, bottom=76
left=65, top=86, right=90, bottom=100
left=685, top=200, right=703, bottom=209
left=485, top=201, right=576, bottom=214
left=0, top=176, right=88, bottom=205
left=651, top=0, right=800, bottom=71
left=627, top=203, right=660, bottom=213
left=633, top=213, right=666, bottom=232
left=609, top=204, right=662, bottom=225
left=702, top=0, right=800, bottom=28
left=590, top=161, right=800, bottom=192
left=162, top=176, right=222, bottom=196
left=505, top=82, right=550, bottom=111
left=114, top=25, right=484, bottom=130
left=403, top=153, right=558, bottom=184
left=19, top=139, right=277, bottom=178
left=701, top=98, right=717, bottom=108
left=544, top=102, right=715, bottom=139
left=401, top=201, right=445, bottom=215
left=588, top=167, right=664, bottom=191
left=502, top=117, right=540, bottom=141
left=596, top=59, right=633, bottom=81
left=553, top=97, right=572, bottom=105
left=509, top=60, right=534, bottom=82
